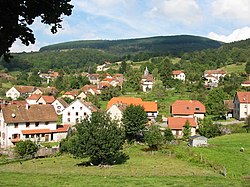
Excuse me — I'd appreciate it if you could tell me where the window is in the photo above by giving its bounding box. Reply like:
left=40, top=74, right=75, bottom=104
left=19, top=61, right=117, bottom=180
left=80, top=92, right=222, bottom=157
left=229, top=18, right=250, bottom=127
left=76, top=118, right=79, bottom=123
left=14, top=123, right=18, bottom=128
left=72, top=107, right=74, bottom=110
left=84, top=112, right=87, bottom=116
left=244, top=112, right=247, bottom=115
left=41, top=134, right=45, bottom=137
left=31, top=134, right=34, bottom=138
left=35, top=122, right=39, bottom=127
left=195, top=107, right=200, bottom=111
left=45, top=122, right=49, bottom=125
left=76, top=112, right=78, bottom=116
left=57, top=106, right=61, bottom=109
left=80, top=107, right=82, bottom=110
left=67, top=118, right=70, bottom=122
left=12, top=133, right=20, bottom=139
left=26, top=122, right=30, bottom=128
left=186, top=107, right=190, bottom=110
left=68, top=112, right=70, bottom=116
left=245, top=105, right=248, bottom=108
left=25, top=134, right=29, bottom=138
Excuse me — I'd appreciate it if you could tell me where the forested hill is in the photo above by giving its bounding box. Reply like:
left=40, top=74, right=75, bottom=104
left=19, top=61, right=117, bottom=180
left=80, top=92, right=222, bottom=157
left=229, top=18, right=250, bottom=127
left=222, top=38, right=250, bottom=50
left=40, top=35, right=222, bottom=56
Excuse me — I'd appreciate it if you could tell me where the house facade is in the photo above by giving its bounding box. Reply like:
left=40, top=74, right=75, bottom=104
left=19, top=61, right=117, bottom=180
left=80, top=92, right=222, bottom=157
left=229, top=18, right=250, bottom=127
left=6, top=86, right=35, bottom=100
left=62, top=99, right=98, bottom=125
left=172, top=70, right=185, bottom=81
left=171, top=100, right=206, bottom=120
left=51, top=98, right=69, bottom=115
left=233, top=92, right=250, bottom=120
left=141, top=67, right=154, bottom=92
left=0, top=104, right=69, bottom=148
left=167, top=117, right=197, bottom=138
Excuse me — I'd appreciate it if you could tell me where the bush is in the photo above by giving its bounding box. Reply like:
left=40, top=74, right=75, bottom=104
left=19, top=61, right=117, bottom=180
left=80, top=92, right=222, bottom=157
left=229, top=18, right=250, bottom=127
left=15, top=140, right=38, bottom=158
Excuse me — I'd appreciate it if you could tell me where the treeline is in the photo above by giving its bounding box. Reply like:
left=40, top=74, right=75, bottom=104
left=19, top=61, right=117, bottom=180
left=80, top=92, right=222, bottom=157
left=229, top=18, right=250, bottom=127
left=40, top=35, right=222, bottom=56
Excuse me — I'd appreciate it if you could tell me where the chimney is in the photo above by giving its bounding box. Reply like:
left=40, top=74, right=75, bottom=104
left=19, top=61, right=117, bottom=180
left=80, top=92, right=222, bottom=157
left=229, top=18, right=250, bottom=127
left=25, top=103, right=30, bottom=110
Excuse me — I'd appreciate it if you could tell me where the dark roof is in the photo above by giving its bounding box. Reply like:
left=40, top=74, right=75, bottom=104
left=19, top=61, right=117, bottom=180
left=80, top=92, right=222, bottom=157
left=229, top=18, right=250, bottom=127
left=2, top=104, right=58, bottom=123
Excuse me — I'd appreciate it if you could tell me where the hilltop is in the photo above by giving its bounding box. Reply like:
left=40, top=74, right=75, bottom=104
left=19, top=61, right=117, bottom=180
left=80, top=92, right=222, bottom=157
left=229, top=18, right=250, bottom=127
left=40, top=35, right=222, bottom=56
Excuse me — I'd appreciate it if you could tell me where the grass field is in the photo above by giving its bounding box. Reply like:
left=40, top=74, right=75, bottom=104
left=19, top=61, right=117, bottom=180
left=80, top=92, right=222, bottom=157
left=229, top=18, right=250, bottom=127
left=0, top=134, right=250, bottom=186
left=221, top=63, right=246, bottom=74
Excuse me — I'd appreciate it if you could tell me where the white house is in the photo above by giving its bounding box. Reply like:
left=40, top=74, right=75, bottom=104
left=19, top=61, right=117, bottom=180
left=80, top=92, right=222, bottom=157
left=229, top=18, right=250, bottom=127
left=62, top=99, right=98, bottom=125
left=51, top=98, right=69, bottom=115
left=189, top=135, right=208, bottom=147
left=141, top=67, right=154, bottom=92
left=106, top=103, right=127, bottom=126
left=233, top=92, right=250, bottom=120
left=0, top=104, right=69, bottom=148
left=6, top=86, right=35, bottom=100
left=172, top=70, right=185, bottom=81
left=204, top=69, right=226, bottom=88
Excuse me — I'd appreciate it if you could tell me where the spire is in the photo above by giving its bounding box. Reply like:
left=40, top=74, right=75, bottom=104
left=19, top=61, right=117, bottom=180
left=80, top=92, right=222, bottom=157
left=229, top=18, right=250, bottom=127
left=144, top=66, right=149, bottom=76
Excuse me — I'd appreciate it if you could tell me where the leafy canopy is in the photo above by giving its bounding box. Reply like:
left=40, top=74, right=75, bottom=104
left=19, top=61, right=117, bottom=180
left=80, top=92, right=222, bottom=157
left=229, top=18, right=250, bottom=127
left=67, top=111, right=128, bottom=165
left=15, top=140, right=38, bottom=158
left=145, top=125, right=164, bottom=150
left=122, top=104, right=148, bottom=142
left=0, top=0, right=73, bottom=59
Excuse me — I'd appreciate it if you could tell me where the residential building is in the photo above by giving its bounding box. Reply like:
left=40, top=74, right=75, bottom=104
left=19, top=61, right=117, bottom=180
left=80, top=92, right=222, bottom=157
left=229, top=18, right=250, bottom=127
left=241, top=80, right=250, bottom=87
left=141, top=67, right=154, bottom=92
left=233, top=92, right=250, bottom=120
left=62, top=99, right=98, bottom=125
left=51, top=98, right=69, bottom=115
left=32, top=86, right=59, bottom=95
left=224, top=100, right=234, bottom=119
left=167, top=117, right=197, bottom=138
left=87, top=74, right=100, bottom=85
left=6, top=86, right=35, bottom=100
left=106, top=97, right=158, bottom=121
left=204, top=69, right=226, bottom=88
left=106, top=103, right=127, bottom=127
left=62, top=90, right=79, bottom=100
left=26, top=94, right=42, bottom=105
left=189, top=135, right=208, bottom=147
left=172, top=70, right=185, bottom=81
left=0, top=104, right=69, bottom=148
left=171, top=100, right=206, bottom=120
left=37, top=95, right=55, bottom=105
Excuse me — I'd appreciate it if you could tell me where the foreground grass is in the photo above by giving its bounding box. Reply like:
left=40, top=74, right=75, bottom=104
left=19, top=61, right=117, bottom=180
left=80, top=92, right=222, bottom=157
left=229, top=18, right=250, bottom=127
left=0, top=134, right=249, bottom=186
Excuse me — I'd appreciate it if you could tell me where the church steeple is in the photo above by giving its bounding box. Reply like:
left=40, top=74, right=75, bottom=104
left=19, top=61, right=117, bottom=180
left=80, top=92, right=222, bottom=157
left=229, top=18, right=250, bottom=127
left=144, top=66, right=149, bottom=76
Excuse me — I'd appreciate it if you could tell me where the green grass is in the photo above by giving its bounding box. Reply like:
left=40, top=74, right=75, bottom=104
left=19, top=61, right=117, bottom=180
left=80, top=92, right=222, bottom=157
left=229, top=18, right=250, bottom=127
left=1, top=82, right=12, bottom=89
left=1, top=136, right=249, bottom=186
left=221, top=63, right=246, bottom=74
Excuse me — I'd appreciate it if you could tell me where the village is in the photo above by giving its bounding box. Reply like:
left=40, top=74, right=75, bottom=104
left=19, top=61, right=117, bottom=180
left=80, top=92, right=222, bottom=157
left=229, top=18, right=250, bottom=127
left=0, top=62, right=249, bottom=149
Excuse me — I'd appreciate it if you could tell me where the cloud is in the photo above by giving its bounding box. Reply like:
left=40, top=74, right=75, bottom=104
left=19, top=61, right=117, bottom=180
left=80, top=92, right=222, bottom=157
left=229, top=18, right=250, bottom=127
left=146, top=0, right=203, bottom=25
left=211, top=0, right=250, bottom=24
left=10, top=39, right=44, bottom=53
left=208, top=26, right=250, bottom=43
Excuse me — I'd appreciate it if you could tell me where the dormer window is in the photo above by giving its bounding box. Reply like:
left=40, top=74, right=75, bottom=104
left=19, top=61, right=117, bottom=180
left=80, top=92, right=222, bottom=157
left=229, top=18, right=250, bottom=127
left=186, top=107, right=189, bottom=110
left=195, top=107, right=200, bottom=111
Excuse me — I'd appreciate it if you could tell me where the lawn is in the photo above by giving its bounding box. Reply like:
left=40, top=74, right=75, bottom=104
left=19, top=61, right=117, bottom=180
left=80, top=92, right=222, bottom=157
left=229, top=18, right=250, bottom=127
left=0, top=135, right=249, bottom=186
left=221, top=63, right=246, bottom=74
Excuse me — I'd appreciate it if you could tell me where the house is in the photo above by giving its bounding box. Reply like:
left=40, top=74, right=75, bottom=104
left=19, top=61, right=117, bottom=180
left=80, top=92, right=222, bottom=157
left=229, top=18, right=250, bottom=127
left=233, top=92, right=250, bottom=120
left=167, top=117, right=197, bottom=138
left=37, top=95, right=55, bottom=105
left=96, top=61, right=111, bottom=72
left=106, top=103, right=127, bottom=127
left=171, top=100, right=206, bottom=120
left=141, top=67, right=154, bottom=92
left=172, top=70, right=185, bottom=81
left=51, top=98, right=69, bottom=115
left=39, top=70, right=59, bottom=84
left=0, top=104, right=69, bottom=148
left=204, top=69, right=226, bottom=88
left=189, top=135, right=208, bottom=147
left=106, top=97, right=158, bottom=121
left=26, top=94, right=42, bottom=104
left=6, top=86, right=35, bottom=100
left=62, top=99, right=98, bottom=125
left=87, top=74, right=100, bottom=85
left=32, top=86, right=59, bottom=95
left=81, top=85, right=101, bottom=96
left=241, top=80, right=250, bottom=87
left=62, top=90, right=79, bottom=100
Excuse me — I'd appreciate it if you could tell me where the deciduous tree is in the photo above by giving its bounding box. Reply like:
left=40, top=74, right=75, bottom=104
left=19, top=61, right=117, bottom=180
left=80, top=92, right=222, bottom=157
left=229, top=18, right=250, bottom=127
left=145, top=125, right=164, bottom=150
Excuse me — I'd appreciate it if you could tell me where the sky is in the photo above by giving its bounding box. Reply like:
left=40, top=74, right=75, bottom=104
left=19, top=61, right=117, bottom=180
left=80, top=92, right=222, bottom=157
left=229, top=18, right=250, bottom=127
left=10, top=0, right=250, bottom=53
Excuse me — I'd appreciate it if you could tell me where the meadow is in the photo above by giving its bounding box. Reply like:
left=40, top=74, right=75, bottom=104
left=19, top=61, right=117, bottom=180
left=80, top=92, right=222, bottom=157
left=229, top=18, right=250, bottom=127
left=0, top=133, right=249, bottom=186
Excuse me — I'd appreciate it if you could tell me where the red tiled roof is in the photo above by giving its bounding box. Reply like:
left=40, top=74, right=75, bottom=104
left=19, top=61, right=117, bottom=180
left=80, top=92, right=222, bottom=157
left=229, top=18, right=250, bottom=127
left=51, top=124, right=70, bottom=133
left=27, top=94, right=42, bottom=101
left=236, top=92, right=250, bottom=103
left=15, top=86, right=35, bottom=94
left=168, top=117, right=197, bottom=130
left=41, top=95, right=55, bottom=104
left=204, top=69, right=226, bottom=75
left=22, top=129, right=51, bottom=135
left=172, top=70, right=184, bottom=75
left=107, top=97, right=157, bottom=112
left=171, top=100, right=206, bottom=115
left=242, top=80, right=250, bottom=85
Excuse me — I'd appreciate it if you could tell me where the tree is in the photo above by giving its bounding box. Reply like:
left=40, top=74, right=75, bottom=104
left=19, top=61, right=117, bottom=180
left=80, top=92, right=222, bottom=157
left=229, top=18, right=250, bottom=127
left=245, top=60, right=250, bottom=74
left=122, top=104, right=148, bottom=142
left=15, top=140, right=38, bottom=158
left=205, top=88, right=228, bottom=118
left=0, top=0, right=73, bottom=59
left=67, top=112, right=128, bottom=165
left=198, top=118, right=221, bottom=138
left=151, top=80, right=166, bottom=100
left=182, top=120, right=191, bottom=140
left=164, top=128, right=174, bottom=142
left=145, top=125, right=164, bottom=150
left=100, top=86, right=121, bottom=101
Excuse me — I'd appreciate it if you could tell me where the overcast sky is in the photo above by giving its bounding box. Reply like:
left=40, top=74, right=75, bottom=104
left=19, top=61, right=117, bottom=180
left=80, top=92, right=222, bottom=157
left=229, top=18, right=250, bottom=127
left=11, top=0, right=250, bottom=53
